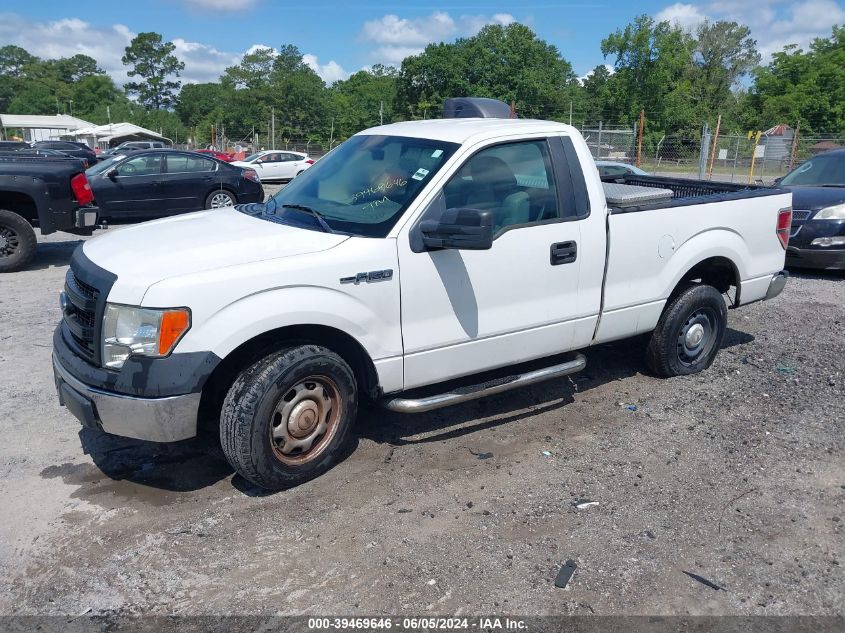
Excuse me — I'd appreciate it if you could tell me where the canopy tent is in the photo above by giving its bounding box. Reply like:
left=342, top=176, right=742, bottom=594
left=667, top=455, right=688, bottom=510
left=64, top=122, right=172, bottom=148
left=0, top=114, right=94, bottom=142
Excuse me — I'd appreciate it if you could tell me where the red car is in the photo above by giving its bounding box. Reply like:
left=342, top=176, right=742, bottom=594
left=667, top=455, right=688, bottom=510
left=195, top=149, right=234, bottom=162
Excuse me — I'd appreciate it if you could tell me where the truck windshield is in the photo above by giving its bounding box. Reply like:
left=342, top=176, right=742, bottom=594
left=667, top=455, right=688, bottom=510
left=780, top=154, right=845, bottom=186
left=259, top=135, right=459, bottom=237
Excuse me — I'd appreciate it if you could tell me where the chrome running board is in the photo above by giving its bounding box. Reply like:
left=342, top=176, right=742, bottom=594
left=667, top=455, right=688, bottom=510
left=382, top=353, right=586, bottom=414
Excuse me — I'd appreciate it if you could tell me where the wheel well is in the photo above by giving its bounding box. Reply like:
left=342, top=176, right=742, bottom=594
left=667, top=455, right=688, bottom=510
left=197, top=325, right=380, bottom=437
left=672, top=256, right=740, bottom=306
left=0, top=191, right=38, bottom=224
left=206, top=186, right=237, bottom=203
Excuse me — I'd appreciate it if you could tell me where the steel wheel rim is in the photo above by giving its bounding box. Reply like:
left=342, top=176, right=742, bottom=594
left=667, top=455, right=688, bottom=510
left=210, top=192, right=234, bottom=208
left=677, top=307, right=717, bottom=366
left=0, top=225, right=20, bottom=258
left=269, top=375, right=342, bottom=465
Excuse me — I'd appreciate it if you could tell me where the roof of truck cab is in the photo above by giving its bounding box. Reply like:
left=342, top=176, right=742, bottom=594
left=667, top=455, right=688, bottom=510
left=357, top=118, right=573, bottom=145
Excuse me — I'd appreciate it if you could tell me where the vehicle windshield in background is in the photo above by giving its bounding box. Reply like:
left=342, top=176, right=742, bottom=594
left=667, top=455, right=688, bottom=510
left=780, top=154, right=845, bottom=186
left=86, top=155, right=124, bottom=176
left=259, top=135, right=459, bottom=237
left=243, top=153, right=262, bottom=162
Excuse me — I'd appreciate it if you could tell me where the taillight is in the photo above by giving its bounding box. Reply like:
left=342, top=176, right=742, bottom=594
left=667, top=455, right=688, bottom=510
left=776, top=207, right=792, bottom=250
left=243, top=169, right=260, bottom=182
left=70, top=173, right=94, bottom=205
left=305, top=159, right=314, bottom=165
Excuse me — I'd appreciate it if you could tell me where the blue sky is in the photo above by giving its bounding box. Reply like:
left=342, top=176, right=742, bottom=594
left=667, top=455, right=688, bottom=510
left=1, top=0, right=843, bottom=84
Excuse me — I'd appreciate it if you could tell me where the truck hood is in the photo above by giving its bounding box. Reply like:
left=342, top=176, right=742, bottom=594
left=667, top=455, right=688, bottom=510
left=83, top=207, right=348, bottom=303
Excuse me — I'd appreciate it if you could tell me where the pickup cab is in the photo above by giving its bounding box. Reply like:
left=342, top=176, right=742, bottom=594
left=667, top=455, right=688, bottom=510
left=53, top=109, right=792, bottom=490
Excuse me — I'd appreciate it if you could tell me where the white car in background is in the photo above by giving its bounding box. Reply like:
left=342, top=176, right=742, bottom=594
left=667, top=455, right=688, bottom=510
left=231, top=150, right=314, bottom=182
left=595, top=160, right=649, bottom=178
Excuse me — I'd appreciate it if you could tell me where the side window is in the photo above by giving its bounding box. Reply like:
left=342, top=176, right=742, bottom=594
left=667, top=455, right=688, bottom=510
left=280, top=153, right=298, bottom=162
left=117, top=154, right=161, bottom=176
left=442, top=140, right=559, bottom=235
left=167, top=154, right=215, bottom=173
left=599, top=165, right=628, bottom=178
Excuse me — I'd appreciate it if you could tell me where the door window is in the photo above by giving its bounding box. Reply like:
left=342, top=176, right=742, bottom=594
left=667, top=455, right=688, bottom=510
left=166, top=154, right=216, bottom=173
left=116, top=154, right=161, bottom=176
left=442, top=140, right=559, bottom=235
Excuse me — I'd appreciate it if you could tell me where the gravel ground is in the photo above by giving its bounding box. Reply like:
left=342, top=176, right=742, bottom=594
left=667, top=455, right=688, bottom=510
left=0, top=227, right=842, bottom=617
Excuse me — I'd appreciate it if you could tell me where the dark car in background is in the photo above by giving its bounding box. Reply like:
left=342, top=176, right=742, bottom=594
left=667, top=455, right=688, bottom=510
left=33, top=140, right=97, bottom=168
left=778, top=149, right=845, bottom=270
left=86, top=149, right=263, bottom=221
left=0, top=140, right=31, bottom=151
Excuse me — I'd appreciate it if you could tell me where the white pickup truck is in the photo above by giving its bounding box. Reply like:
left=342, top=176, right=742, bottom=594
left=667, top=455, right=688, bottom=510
left=53, top=103, right=792, bottom=490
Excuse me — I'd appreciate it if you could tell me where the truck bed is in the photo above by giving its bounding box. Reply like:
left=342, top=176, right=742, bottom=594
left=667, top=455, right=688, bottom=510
left=601, top=175, right=788, bottom=213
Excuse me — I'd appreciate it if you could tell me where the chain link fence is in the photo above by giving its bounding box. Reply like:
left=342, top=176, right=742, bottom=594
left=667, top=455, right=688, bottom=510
left=703, top=132, right=845, bottom=184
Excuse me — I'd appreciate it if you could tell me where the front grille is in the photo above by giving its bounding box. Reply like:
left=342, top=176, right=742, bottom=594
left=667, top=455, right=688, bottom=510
left=63, top=269, right=99, bottom=362
left=791, top=209, right=812, bottom=237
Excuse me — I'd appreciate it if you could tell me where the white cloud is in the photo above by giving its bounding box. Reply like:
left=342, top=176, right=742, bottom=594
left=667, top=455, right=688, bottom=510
left=0, top=13, right=135, bottom=83
left=302, top=54, right=349, bottom=84
left=181, top=0, right=259, bottom=11
left=655, top=3, right=707, bottom=30
left=653, top=0, right=845, bottom=60
left=578, top=64, right=615, bottom=84
left=172, top=38, right=241, bottom=84
left=361, top=11, right=522, bottom=65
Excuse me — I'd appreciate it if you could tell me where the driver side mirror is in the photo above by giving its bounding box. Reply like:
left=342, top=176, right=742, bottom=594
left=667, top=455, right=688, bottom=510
left=106, top=169, right=118, bottom=179
left=419, top=207, right=494, bottom=251
left=773, top=176, right=783, bottom=185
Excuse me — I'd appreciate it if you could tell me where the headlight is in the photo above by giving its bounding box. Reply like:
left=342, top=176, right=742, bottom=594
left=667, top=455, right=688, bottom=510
left=814, top=202, right=845, bottom=220
left=102, top=304, right=190, bottom=369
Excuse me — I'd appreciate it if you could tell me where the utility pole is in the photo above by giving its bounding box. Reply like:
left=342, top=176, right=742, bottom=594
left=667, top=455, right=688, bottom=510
left=707, top=114, right=722, bottom=180
left=569, top=101, right=573, bottom=126
left=379, top=100, right=384, bottom=126
left=106, top=105, right=111, bottom=125
left=636, top=110, right=645, bottom=168
left=329, top=117, right=335, bottom=146
left=68, top=100, right=73, bottom=117
left=789, top=120, right=801, bottom=170
left=271, top=107, right=275, bottom=150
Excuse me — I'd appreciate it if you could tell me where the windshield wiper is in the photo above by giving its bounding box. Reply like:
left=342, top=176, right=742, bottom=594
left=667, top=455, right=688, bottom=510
left=281, top=204, right=334, bottom=233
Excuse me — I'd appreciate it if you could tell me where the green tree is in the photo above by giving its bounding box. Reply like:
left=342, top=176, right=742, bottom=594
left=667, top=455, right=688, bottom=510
left=222, top=47, right=275, bottom=90
left=745, top=26, right=845, bottom=134
left=398, top=24, right=576, bottom=120
left=691, top=21, right=760, bottom=125
left=329, top=64, right=399, bottom=137
left=601, top=15, right=697, bottom=134
left=122, top=32, right=185, bottom=109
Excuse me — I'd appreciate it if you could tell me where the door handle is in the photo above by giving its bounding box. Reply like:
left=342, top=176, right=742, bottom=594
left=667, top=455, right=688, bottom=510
left=550, top=241, right=577, bottom=265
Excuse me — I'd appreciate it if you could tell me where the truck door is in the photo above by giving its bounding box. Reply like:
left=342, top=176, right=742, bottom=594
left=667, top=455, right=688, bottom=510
left=398, top=136, right=598, bottom=389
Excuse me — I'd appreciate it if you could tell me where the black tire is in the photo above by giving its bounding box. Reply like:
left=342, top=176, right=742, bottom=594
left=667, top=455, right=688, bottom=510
left=205, top=190, right=236, bottom=209
left=645, top=284, right=727, bottom=377
left=0, top=209, right=37, bottom=273
left=220, top=345, right=358, bottom=490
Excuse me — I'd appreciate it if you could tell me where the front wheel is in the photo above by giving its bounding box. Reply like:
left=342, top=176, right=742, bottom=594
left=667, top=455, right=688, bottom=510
left=220, top=345, right=358, bottom=490
left=205, top=190, right=236, bottom=209
left=0, top=209, right=37, bottom=273
left=645, top=284, right=727, bottom=377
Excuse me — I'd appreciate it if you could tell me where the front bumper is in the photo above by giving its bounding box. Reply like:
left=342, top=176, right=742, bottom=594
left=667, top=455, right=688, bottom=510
left=785, top=246, right=845, bottom=270
left=53, top=353, right=201, bottom=442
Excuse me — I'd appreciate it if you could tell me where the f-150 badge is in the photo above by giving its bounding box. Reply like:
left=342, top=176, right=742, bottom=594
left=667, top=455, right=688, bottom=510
left=340, top=269, right=394, bottom=284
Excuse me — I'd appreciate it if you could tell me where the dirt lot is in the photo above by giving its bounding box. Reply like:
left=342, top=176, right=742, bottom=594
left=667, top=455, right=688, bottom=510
left=0, top=227, right=842, bottom=618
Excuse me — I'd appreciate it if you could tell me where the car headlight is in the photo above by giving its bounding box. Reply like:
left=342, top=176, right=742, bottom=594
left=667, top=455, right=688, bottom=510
left=102, top=304, right=190, bottom=369
left=814, top=202, right=845, bottom=220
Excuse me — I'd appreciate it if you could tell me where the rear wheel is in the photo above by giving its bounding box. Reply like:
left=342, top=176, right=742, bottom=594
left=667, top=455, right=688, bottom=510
left=220, top=345, right=357, bottom=490
left=205, top=190, right=236, bottom=209
left=0, top=209, right=37, bottom=273
left=645, top=284, right=727, bottom=377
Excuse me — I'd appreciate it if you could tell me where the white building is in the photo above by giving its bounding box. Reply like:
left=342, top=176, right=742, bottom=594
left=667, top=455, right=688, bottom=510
left=65, top=122, right=172, bottom=149
left=0, top=114, right=94, bottom=143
